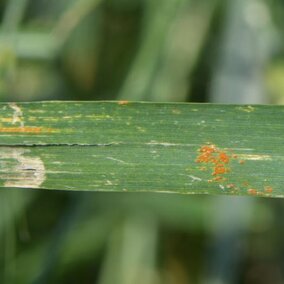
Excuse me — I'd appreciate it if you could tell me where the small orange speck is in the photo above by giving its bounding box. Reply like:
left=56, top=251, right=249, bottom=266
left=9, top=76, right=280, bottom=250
left=213, top=164, right=228, bottom=175
left=118, top=100, right=129, bottom=105
left=196, top=155, right=209, bottom=163
left=247, top=188, right=257, bottom=195
left=212, top=176, right=226, bottom=182
left=264, top=186, right=273, bottom=193
left=226, top=183, right=235, bottom=189
left=219, top=152, right=230, bottom=163
left=208, top=157, right=217, bottom=163
left=239, top=160, right=245, bottom=165
left=200, top=145, right=216, bottom=153
left=232, top=154, right=238, bottom=159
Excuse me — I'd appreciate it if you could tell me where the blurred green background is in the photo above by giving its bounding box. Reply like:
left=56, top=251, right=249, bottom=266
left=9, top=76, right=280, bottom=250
left=1, top=0, right=284, bottom=283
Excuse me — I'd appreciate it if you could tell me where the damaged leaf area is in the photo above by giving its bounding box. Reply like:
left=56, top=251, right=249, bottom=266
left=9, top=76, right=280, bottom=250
left=195, top=144, right=274, bottom=197
left=0, top=101, right=284, bottom=198
left=0, top=103, right=59, bottom=135
left=0, top=148, right=46, bottom=188
left=196, top=144, right=232, bottom=179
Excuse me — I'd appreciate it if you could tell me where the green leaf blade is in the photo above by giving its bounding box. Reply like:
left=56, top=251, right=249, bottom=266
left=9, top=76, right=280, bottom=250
left=0, top=101, right=283, bottom=198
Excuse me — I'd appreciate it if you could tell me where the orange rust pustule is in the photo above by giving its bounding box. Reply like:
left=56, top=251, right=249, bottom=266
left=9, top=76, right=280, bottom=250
left=219, top=152, right=230, bottom=163
left=196, top=145, right=217, bottom=163
left=212, top=176, right=226, bottom=182
left=118, top=100, right=129, bottom=105
left=226, top=183, right=236, bottom=189
left=247, top=188, right=258, bottom=195
left=0, top=127, right=54, bottom=133
left=213, top=164, right=229, bottom=175
left=196, top=144, right=231, bottom=179
left=264, top=186, right=273, bottom=193
left=199, top=145, right=216, bottom=154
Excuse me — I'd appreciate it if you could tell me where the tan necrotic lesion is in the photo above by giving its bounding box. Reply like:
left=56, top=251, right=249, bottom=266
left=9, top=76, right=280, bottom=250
left=0, top=148, right=46, bottom=188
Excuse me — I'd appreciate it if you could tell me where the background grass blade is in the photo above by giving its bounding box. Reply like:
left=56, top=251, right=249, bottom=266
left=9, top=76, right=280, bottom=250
left=0, top=101, right=283, bottom=198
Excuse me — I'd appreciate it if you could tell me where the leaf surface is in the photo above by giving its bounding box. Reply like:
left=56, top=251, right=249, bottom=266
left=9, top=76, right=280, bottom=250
left=0, top=101, right=282, bottom=197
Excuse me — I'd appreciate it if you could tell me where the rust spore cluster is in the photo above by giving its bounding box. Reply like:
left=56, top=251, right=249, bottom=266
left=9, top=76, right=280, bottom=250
left=195, top=143, right=273, bottom=196
left=196, top=144, right=233, bottom=181
left=247, top=186, right=274, bottom=196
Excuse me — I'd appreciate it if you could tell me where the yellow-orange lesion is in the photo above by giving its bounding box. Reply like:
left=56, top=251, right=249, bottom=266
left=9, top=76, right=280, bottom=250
left=0, top=127, right=57, bottom=133
left=195, top=144, right=232, bottom=180
left=195, top=143, right=274, bottom=196
left=118, top=100, right=129, bottom=105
